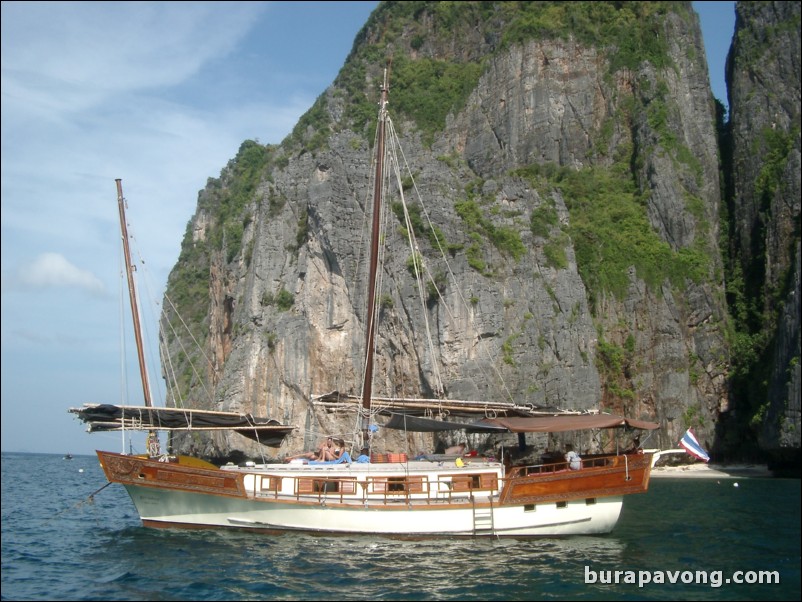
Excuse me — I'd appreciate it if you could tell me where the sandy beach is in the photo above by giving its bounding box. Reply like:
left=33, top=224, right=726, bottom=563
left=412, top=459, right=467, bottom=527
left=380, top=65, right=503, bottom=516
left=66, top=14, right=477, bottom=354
left=650, top=462, right=773, bottom=479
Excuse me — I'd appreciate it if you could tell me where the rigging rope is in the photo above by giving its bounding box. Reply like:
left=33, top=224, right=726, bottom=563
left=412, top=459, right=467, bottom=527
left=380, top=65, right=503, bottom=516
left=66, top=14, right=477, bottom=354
left=161, top=293, right=216, bottom=406
left=46, top=481, right=114, bottom=527
left=382, top=115, right=518, bottom=406
left=385, top=119, right=445, bottom=399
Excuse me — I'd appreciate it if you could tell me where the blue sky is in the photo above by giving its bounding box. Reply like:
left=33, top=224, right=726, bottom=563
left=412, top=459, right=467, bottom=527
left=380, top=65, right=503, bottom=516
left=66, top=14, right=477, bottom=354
left=1, top=1, right=735, bottom=456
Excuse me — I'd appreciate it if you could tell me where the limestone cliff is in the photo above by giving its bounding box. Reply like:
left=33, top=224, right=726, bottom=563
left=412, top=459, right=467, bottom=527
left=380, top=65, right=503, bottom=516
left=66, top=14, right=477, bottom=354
left=724, top=0, right=800, bottom=469
left=159, top=1, right=798, bottom=467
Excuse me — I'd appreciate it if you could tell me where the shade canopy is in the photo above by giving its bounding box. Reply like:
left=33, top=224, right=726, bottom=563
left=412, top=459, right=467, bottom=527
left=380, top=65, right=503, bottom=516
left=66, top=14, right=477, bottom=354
left=384, top=412, right=659, bottom=433
left=472, top=415, right=660, bottom=433
left=384, top=413, right=501, bottom=432
left=68, top=404, right=295, bottom=447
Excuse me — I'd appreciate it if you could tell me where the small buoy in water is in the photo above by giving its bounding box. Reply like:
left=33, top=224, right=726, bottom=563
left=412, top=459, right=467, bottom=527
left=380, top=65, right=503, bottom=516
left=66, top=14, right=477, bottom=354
left=79, top=468, right=84, bottom=473
left=733, top=482, right=739, bottom=487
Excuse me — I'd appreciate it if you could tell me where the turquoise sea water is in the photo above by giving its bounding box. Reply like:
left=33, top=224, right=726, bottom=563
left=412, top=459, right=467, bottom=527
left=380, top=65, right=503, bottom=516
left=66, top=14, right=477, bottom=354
left=2, top=452, right=799, bottom=601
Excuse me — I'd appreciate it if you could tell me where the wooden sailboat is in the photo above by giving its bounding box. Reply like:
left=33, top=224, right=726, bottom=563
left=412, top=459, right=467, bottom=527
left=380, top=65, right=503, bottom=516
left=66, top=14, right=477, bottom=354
left=70, top=71, right=657, bottom=537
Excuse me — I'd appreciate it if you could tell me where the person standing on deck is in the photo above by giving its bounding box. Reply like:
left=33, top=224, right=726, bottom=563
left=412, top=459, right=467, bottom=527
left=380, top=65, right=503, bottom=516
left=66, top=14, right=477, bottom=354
left=565, top=444, right=582, bottom=470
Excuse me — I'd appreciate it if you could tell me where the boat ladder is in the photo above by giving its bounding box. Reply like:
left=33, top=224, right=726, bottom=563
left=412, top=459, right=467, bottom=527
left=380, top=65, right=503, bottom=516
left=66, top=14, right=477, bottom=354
left=472, top=499, right=494, bottom=535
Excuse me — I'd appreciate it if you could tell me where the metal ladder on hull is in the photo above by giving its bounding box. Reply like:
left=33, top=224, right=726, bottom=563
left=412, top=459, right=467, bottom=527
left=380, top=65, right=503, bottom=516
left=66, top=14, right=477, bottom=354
left=472, top=498, right=495, bottom=535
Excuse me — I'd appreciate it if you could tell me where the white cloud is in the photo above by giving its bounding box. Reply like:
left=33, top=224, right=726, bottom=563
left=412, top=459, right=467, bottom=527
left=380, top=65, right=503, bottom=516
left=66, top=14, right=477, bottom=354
left=13, top=252, right=106, bottom=294
left=1, top=1, right=265, bottom=121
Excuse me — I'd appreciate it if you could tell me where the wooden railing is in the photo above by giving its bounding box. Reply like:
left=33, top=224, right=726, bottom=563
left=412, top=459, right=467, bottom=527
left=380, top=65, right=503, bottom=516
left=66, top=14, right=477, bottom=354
left=250, top=454, right=649, bottom=506
left=253, top=472, right=498, bottom=504
left=510, top=454, right=616, bottom=477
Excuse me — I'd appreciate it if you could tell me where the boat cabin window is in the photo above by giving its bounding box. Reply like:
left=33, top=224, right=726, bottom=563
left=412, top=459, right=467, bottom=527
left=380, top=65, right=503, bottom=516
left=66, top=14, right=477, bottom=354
left=259, top=476, right=281, bottom=492
left=370, top=476, right=426, bottom=494
left=450, top=475, right=478, bottom=491
left=444, top=473, right=498, bottom=491
left=297, top=477, right=357, bottom=495
left=387, top=477, right=406, bottom=492
left=314, top=480, right=338, bottom=493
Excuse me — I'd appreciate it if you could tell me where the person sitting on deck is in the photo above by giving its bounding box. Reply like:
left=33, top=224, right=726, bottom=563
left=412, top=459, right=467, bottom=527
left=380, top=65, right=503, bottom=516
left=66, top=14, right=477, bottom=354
left=332, top=438, right=352, bottom=463
left=564, top=444, right=582, bottom=470
left=285, top=437, right=335, bottom=462
left=311, top=438, right=353, bottom=464
left=356, top=447, right=370, bottom=463
left=444, top=443, right=466, bottom=456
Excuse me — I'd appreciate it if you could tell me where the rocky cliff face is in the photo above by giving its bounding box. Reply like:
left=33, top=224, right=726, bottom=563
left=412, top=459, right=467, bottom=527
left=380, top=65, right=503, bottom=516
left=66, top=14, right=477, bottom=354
left=161, top=1, right=798, bottom=466
left=725, top=1, right=801, bottom=467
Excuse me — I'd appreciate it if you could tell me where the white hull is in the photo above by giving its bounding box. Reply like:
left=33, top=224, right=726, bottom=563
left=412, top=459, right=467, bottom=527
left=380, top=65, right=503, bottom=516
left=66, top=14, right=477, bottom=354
left=126, top=483, right=623, bottom=536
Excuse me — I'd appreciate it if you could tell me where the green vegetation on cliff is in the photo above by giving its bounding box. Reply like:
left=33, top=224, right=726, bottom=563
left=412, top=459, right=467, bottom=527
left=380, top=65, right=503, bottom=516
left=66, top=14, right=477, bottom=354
left=514, top=162, right=709, bottom=306
left=316, top=1, right=688, bottom=150
left=165, top=140, right=271, bottom=348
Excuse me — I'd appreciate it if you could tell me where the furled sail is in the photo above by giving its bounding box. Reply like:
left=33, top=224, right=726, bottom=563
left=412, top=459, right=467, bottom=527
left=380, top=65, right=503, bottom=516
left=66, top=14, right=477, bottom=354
left=69, top=403, right=294, bottom=446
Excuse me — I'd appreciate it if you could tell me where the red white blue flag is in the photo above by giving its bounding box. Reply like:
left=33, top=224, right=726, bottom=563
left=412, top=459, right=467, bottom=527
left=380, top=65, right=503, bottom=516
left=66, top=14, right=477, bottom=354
left=679, top=428, right=710, bottom=462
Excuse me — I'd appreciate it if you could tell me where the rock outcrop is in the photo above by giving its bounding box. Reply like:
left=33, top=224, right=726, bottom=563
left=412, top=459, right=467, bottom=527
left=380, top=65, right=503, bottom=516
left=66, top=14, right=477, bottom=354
left=159, top=2, right=799, bottom=468
left=724, top=1, right=800, bottom=469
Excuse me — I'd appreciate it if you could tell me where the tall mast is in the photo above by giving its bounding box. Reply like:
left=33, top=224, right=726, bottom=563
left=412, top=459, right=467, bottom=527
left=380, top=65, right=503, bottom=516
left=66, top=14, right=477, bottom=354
left=361, top=70, right=389, bottom=442
left=116, top=179, right=153, bottom=408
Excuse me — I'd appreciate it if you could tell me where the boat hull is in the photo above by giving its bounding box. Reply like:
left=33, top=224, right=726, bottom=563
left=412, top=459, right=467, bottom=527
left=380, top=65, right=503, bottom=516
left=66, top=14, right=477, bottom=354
left=97, top=450, right=651, bottom=537
left=127, top=485, right=622, bottom=536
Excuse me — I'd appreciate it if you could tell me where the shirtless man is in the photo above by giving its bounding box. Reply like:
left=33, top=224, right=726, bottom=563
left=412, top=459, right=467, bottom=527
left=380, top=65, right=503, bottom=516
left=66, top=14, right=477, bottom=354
left=444, top=442, right=466, bottom=455
left=316, top=437, right=337, bottom=461
left=286, top=437, right=335, bottom=462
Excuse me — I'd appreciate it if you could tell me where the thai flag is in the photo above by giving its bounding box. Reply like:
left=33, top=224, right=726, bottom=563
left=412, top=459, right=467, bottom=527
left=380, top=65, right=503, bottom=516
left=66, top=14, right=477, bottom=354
left=679, top=428, right=710, bottom=462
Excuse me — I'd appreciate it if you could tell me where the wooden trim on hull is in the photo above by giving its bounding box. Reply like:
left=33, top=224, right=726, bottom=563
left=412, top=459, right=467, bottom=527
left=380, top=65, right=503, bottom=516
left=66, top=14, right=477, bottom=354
left=98, top=451, right=247, bottom=498
left=98, top=450, right=652, bottom=510
left=500, top=453, right=653, bottom=504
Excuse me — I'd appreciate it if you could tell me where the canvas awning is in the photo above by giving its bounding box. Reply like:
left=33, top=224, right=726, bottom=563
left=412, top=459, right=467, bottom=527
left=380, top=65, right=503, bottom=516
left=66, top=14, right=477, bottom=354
left=470, top=415, right=660, bottom=433
left=383, top=413, right=506, bottom=432
left=384, top=412, right=659, bottom=433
